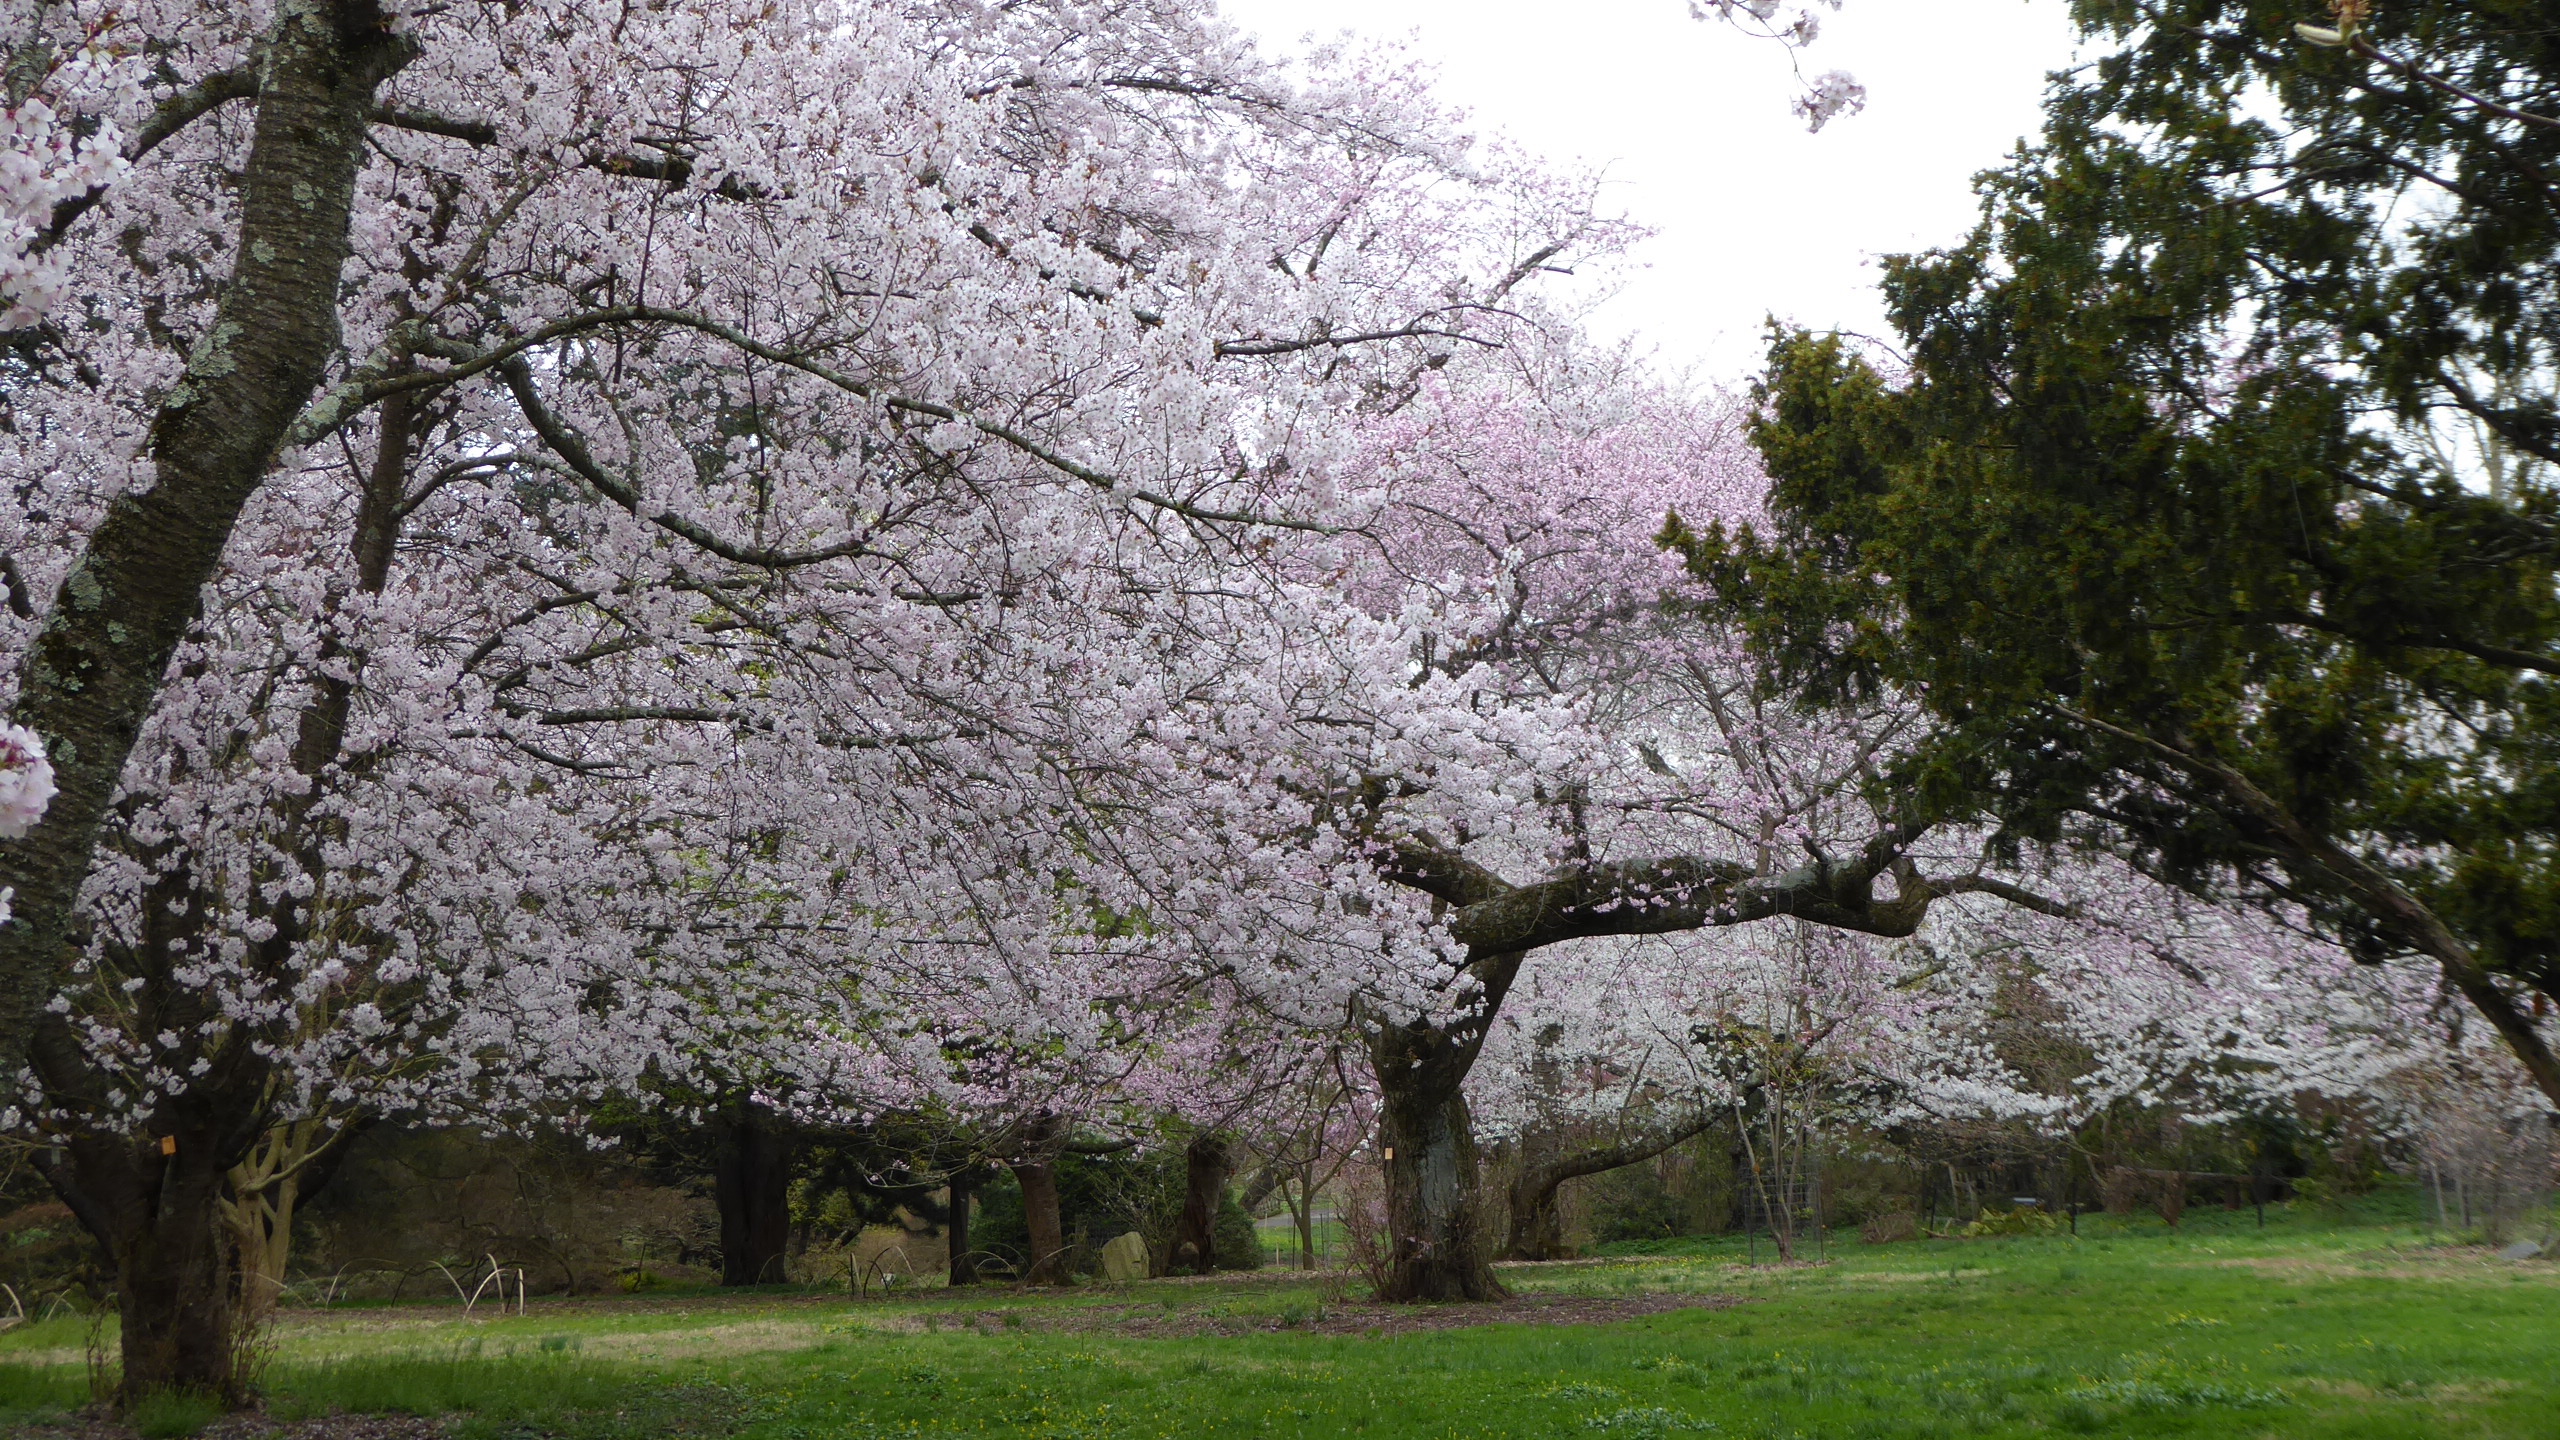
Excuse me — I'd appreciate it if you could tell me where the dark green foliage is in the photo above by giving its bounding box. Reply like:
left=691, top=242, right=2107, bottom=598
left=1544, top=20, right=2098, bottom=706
left=0, top=1194, right=92, bottom=1311
left=793, top=1129, right=959, bottom=1242
left=973, top=1150, right=1192, bottom=1278
left=970, top=1171, right=1030, bottom=1273
left=1589, top=1163, right=1693, bottom=1245
left=1212, top=1190, right=1264, bottom=1270
left=1673, top=0, right=2560, bottom=1096
left=297, top=1123, right=725, bottom=1294
left=1579, top=1136, right=1740, bottom=1245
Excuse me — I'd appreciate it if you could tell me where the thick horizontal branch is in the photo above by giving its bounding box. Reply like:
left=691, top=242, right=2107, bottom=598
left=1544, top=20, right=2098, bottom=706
left=1443, top=848, right=1938, bottom=958
left=2248, top=602, right=2560, bottom=677
left=510, top=701, right=976, bottom=753
left=531, top=705, right=728, bottom=726
left=1396, top=819, right=2068, bottom=961
left=1384, top=838, right=1516, bottom=910
left=1214, top=325, right=1490, bottom=358
left=1528, top=1111, right=1718, bottom=1191
left=1932, top=873, right=2078, bottom=919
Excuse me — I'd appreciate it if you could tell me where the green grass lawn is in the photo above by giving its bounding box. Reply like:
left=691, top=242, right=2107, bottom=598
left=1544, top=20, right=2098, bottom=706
left=1257, top=1217, right=1348, bottom=1267
left=5, top=1198, right=2555, bottom=1438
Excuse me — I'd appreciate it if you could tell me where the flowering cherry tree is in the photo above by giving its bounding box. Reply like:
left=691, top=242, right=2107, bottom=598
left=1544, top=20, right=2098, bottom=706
left=0, top=0, right=1839, bottom=1399
left=0, top=2, right=146, bottom=328
left=1110, top=310, right=2464, bottom=1298
left=0, top=0, right=2360, bottom=1402
left=1691, top=0, right=1866, bottom=130
left=1251, top=351, right=2077, bottom=1298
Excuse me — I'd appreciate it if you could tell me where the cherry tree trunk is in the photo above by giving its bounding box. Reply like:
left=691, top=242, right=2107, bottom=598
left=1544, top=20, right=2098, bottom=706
left=45, top=1129, right=241, bottom=1405
left=945, top=1173, right=978, bottom=1286
left=0, top=0, right=416, bottom=1069
left=1165, top=1133, right=1230, bottom=1274
left=1015, top=1158, right=1069, bottom=1284
left=1503, top=1116, right=1716, bottom=1260
left=1505, top=1168, right=1569, bottom=1261
left=1370, top=1023, right=1504, bottom=1301
left=713, top=1107, right=793, bottom=1286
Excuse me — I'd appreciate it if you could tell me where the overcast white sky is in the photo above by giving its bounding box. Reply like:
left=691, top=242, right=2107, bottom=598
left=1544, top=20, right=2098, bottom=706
left=1215, top=0, right=2088, bottom=377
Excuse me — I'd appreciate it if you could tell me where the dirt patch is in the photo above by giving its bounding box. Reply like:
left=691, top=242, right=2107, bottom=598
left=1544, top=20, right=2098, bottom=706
left=877, top=1290, right=1747, bottom=1339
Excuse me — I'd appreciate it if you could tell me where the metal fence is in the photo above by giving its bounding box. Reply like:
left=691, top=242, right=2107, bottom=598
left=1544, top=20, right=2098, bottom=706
left=1740, top=1172, right=1827, bottom=1263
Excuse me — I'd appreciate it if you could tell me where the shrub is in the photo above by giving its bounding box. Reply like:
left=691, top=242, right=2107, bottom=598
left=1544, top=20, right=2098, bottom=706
left=1860, top=1211, right=1918, bottom=1244
left=1212, top=1191, right=1263, bottom=1270
left=1964, top=1206, right=2058, bottom=1237
left=1338, top=1172, right=1394, bottom=1294
left=1588, top=1165, right=1690, bottom=1244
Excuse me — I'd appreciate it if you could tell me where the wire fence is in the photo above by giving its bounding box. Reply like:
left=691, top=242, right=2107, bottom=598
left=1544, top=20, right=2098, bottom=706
left=1256, top=1207, right=1344, bottom=1270
left=1740, top=1173, right=1827, bottom=1263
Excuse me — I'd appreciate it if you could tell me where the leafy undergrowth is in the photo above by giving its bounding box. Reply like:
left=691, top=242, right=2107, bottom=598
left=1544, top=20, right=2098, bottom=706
left=4, top=1202, right=2556, bottom=1438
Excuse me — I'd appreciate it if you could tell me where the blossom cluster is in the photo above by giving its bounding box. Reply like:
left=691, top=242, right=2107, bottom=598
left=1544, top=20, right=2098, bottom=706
left=0, top=4, right=146, bottom=326
left=0, top=720, right=50, bottom=927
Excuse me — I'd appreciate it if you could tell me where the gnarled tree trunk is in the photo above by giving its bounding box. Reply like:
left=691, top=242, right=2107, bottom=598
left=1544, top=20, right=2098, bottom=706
left=1015, top=1158, right=1068, bottom=1284
left=0, top=1, right=416, bottom=1411
left=945, top=1171, right=979, bottom=1286
left=1503, top=1114, right=1717, bottom=1260
left=1165, top=1132, right=1230, bottom=1274
left=1370, top=1018, right=1503, bottom=1301
left=43, top=1111, right=257, bottom=1404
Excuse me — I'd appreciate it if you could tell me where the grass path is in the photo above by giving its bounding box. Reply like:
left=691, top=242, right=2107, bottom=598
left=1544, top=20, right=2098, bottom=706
left=4, top=1204, right=2556, bottom=1438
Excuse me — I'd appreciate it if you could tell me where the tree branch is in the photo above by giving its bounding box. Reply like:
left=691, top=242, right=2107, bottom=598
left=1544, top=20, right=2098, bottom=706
left=490, top=353, right=880, bottom=568
left=367, top=105, right=770, bottom=200
left=1442, top=844, right=1931, bottom=958
left=296, top=304, right=1342, bottom=536
left=2041, top=701, right=2560, bottom=1105
left=2349, top=35, right=2560, bottom=133
left=37, top=66, right=256, bottom=249
left=1214, top=325, right=1493, bottom=358
left=1527, top=1110, right=1718, bottom=1191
